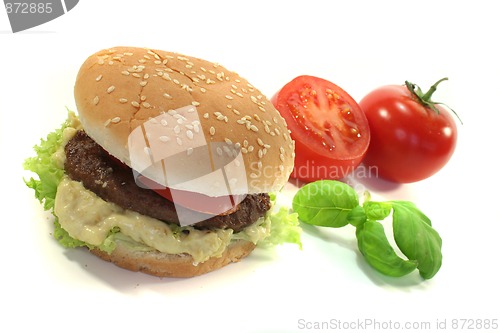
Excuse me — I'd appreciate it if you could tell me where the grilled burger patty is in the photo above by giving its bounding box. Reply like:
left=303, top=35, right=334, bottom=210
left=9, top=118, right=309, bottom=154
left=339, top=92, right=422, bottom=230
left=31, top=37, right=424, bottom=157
left=64, top=130, right=271, bottom=232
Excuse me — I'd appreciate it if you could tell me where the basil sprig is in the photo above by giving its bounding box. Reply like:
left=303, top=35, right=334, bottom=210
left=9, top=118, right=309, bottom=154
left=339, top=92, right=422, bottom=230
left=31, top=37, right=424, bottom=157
left=292, top=180, right=442, bottom=279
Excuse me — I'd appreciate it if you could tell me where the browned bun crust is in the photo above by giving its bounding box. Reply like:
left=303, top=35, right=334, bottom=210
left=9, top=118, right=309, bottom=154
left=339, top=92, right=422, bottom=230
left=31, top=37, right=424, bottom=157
left=74, top=46, right=295, bottom=196
left=90, top=239, right=256, bottom=278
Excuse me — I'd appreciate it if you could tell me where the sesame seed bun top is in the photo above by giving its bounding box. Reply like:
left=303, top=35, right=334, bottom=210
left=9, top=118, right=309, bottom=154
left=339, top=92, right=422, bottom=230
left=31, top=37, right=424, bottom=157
left=74, top=46, right=294, bottom=197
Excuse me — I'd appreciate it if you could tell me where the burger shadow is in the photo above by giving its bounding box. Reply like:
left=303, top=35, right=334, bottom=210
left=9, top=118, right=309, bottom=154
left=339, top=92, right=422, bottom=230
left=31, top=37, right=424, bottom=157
left=63, top=248, right=196, bottom=291
left=63, top=245, right=278, bottom=293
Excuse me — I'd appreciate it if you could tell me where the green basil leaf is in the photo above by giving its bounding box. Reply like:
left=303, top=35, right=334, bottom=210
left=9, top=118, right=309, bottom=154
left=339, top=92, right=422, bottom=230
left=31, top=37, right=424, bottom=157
left=347, top=205, right=367, bottom=227
left=292, top=180, right=359, bottom=228
left=356, top=220, right=418, bottom=277
left=391, top=201, right=443, bottom=279
left=363, top=201, right=393, bottom=221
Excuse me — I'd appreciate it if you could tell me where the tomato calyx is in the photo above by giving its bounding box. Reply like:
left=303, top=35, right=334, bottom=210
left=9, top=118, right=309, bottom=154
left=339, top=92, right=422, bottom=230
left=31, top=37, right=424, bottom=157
left=405, top=77, right=463, bottom=124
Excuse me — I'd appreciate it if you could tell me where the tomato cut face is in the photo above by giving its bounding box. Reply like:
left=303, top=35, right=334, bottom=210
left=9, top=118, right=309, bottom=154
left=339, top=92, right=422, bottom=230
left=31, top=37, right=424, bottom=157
left=272, top=75, right=370, bottom=182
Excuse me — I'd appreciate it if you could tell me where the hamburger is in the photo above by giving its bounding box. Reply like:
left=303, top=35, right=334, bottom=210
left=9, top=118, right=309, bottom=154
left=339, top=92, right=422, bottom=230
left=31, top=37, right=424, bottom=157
left=24, top=46, right=301, bottom=278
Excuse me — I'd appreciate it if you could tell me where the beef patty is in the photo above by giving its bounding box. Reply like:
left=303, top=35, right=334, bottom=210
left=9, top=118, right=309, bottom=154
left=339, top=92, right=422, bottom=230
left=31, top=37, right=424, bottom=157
left=64, top=130, right=271, bottom=232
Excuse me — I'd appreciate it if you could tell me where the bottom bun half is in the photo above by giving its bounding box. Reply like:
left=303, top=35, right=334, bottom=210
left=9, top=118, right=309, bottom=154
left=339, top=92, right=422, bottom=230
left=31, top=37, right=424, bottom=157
left=90, top=239, right=256, bottom=278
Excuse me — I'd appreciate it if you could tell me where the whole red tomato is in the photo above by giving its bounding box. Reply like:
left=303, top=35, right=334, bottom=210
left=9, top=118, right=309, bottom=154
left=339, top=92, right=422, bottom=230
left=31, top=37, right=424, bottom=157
left=359, top=78, right=459, bottom=183
left=272, top=75, right=370, bottom=182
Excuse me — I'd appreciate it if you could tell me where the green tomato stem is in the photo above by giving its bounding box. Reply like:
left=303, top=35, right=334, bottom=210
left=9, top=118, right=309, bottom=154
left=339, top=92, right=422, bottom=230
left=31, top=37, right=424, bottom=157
left=405, top=78, right=463, bottom=124
left=421, top=77, right=449, bottom=101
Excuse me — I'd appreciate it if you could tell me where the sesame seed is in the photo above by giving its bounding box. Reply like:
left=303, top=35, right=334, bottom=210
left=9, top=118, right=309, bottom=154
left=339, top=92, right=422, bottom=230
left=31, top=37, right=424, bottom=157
left=121, top=70, right=130, bottom=76
left=131, top=101, right=140, bottom=108
left=203, top=113, right=209, bottom=119
left=111, top=117, right=121, bottom=123
left=210, top=126, right=216, bottom=135
left=163, top=93, right=172, bottom=99
left=119, top=98, right=128, bottom=103
left=93, top=96, right=99, bottom=105
left=104, top=119, right=111, bottom=127
left=216, top=147, right=223, bottom=156
left=96, top=74, right=103, bottom=81
left=140, top=95, right=147, bottom=101
left=161, top=119, right=168, bottom=126
left=174, top=125, right=181, bottom=134
left=250, top=125, right=259, bottom=132
left=225, top=95, right=234, bottom=100
left=191, top=101, right=200, bottom=106
left=139, top=81, right=148, bottom=87
left=97, top=58, right=104, bottom=65
left=250, top=173, right=258, bottom=179
left=176, top=137, right=183, bottom=145
left=187, top=147, right=193, bottom=156
left=257, top=138, right=264, bottom=146
left=159, top=136, right=170, bottom=142
left=186, top=130, right=194, bottom=139
left=224, top=138, right=232, bottom=144
left=181, top=84, right=193, bottom=92
left=142, top=102, right=151, bottom=108
left=144, top=73, right=150, bottom=79
left=107, top=86, right=115, bottom=93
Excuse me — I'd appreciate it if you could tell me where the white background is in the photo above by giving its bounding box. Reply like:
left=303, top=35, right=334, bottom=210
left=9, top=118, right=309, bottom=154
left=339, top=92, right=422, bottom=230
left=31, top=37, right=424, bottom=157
left=2, top=1, right=499, bottom=332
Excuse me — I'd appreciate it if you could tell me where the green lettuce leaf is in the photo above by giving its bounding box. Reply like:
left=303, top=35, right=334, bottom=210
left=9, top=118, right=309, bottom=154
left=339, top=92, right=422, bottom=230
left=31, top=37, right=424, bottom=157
left=258, top=205, right=302, bottom=249
left=23, top=111, right=88, bottom=248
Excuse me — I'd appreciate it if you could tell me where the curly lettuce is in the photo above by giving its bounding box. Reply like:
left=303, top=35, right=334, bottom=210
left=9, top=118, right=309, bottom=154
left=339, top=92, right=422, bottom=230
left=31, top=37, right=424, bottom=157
left=23, top=111, right=89, bottom=248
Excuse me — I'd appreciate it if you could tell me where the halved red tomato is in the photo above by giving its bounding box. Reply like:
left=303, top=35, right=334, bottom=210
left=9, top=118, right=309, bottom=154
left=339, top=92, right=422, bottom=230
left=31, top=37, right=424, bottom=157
left=271, top=75, right=370, bottom=182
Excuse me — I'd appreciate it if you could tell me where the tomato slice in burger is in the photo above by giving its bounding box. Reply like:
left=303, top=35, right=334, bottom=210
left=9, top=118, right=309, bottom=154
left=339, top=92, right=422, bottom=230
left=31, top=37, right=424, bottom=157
left=271, top=75, right=370, bottom=182
left=137, top=175, right=244, bottom=216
